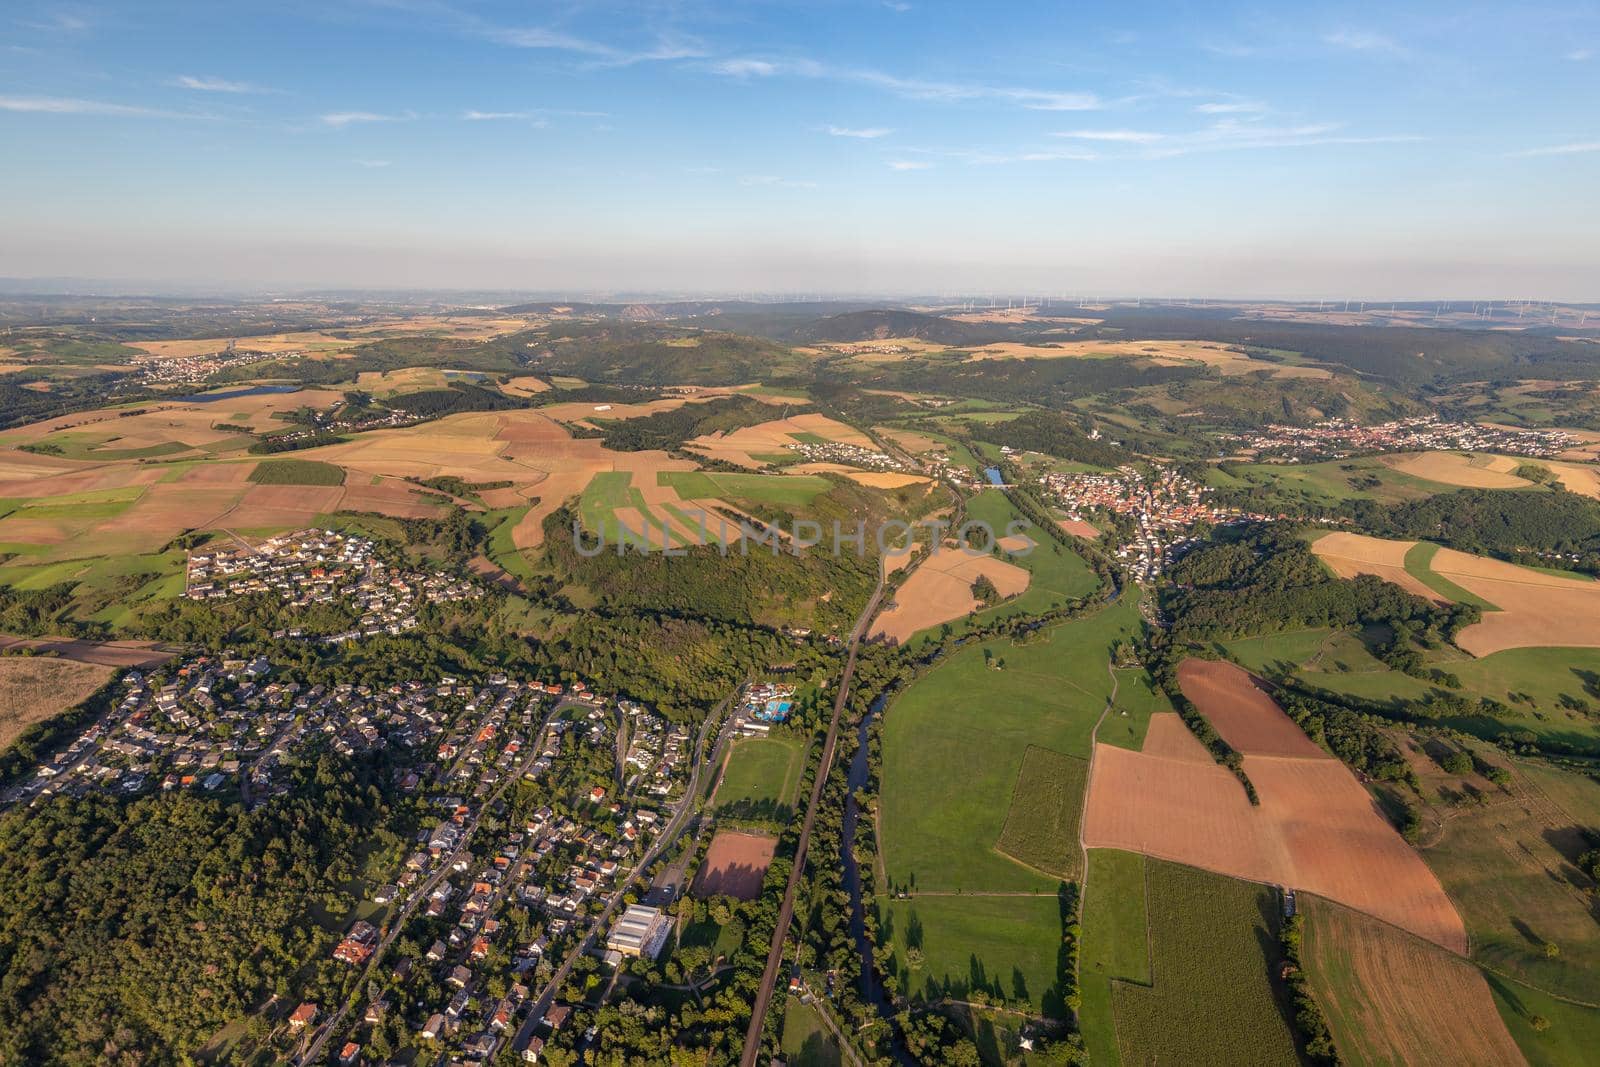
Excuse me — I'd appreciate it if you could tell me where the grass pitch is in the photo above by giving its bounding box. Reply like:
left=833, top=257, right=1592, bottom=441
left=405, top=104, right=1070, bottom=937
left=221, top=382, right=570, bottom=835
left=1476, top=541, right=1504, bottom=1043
left=714, top=735, right=806, bottom=823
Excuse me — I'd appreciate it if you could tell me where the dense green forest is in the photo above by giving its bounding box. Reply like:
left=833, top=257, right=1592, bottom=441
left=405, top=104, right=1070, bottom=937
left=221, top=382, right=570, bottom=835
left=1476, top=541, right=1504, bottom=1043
left=967, top=409, right=1134, bottom=467
left=0, top=754, right=400, bottom=1066
left=523, top=322, right=809, bottom=385
left=596, top=394, right=798, bottom=452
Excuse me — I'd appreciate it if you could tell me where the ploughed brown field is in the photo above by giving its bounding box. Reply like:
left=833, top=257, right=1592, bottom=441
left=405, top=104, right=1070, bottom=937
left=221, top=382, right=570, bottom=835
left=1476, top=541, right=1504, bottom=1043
left=1300, top=895, right=1526, bottom=1067
left=1176, top=660, right=1326, bottom=758
left=692, top=830, right=777, bottom=901
left=1083, top=659, right=1467, bottom=953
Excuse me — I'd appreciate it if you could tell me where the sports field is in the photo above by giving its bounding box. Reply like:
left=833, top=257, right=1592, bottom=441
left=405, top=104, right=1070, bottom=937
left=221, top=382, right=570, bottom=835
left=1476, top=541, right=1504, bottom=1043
left=714, top=735, right=806, bottom=822
left=779, top=997, right=842, bottom=1067
left=1110, top=860, right=1300, bottom=1067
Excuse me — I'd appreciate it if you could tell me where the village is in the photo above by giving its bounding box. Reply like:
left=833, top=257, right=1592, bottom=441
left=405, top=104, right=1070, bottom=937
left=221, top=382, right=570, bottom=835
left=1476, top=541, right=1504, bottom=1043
left=2, top=638, right=705, bottom=1066
left=186, top=529, right=481, bottom=642
left=1038, top=463, right=1271, bottom=582
left=1221, top=415, right=1576, bottom=462
left=783, top=438, right=908, bottom=472
left=302, top=689, right=695, bottom=1066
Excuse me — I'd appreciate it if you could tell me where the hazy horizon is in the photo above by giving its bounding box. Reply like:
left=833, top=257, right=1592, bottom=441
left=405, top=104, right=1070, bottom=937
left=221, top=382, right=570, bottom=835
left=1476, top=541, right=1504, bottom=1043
left=2, top=1, right=1597, bottom=298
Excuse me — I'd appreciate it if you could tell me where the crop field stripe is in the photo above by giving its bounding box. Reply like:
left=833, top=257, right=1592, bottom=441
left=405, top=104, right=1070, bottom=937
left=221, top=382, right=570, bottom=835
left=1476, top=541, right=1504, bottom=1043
left=1079, top=848, right=1151, bottom=1067
left=1404, top=542, right=1500, bottom=610
left=247, top=459, right=346, bottom=486
left=1110, top=859, right=1300, bottom=1066
left=994, top=745, right=1088, bottom=879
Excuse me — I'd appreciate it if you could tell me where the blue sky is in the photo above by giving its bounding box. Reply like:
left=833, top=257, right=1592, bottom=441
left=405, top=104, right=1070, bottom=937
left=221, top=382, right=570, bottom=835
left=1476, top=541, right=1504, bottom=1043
left=1, top=1, right=1597, bottom=297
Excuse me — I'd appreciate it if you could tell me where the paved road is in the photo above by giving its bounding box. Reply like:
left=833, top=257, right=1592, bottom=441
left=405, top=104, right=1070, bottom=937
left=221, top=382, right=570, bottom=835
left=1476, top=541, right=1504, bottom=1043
left=739, top=577, right=887, bottom=1067
left=297, top=702, right=548, bottom=1066
left=510, top=691, right=734, bottom=1057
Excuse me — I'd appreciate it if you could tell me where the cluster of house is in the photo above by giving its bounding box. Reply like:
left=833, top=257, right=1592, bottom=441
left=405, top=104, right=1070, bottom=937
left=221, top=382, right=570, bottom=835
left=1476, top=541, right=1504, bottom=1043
left=266, top=398, right=425, bottom=444
left=1221, top=416, right=1576, bottom=462
left=1041, top=464, right=1272, bottom=582
left=1, top=653, right=485, bottom=807
left=310, top=683, right=690, bottom=1064
left=185, top=529, right=480, bottom=640
left=732, top=681, right=797, bottom=737
left=126, top=344, right=276, bottom=388
left=919, top=448, right=984, bottom=490
left=783, top=439, right=909, bottom=472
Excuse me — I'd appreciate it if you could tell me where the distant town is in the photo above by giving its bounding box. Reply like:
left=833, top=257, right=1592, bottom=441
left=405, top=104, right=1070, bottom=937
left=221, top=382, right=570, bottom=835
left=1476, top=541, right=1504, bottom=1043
left=1223, top=416, right=1576, bottom=462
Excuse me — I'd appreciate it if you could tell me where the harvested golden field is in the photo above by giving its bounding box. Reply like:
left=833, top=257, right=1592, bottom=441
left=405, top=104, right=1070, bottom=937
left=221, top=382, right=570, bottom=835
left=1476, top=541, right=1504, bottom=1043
left=1541, top=459, right=1600, bottom=498
left=1083, top=710, right=1466, bottom=952
left=964, top=338, right=1331, bottom=378
left=1177, top=659, right=1326, bottom=759
left=1300, top=895, right=1526, bottom=1067
left=500, top=375, right=552, bottom=397
left=785, top=462, right=929, bottom=488
left=875, top=427, right=942, bottom=453
left=685, top=413, right=873, bottom=467
left=0, top=656, right=114, bottom=751
left=1422, top=547, right=1600, bottom=655
left=1383, top=451, right=1534, bottom=489
left=1310, top=531, right=1439, bottom=602
left=871, top=545, right=1029, bottom=644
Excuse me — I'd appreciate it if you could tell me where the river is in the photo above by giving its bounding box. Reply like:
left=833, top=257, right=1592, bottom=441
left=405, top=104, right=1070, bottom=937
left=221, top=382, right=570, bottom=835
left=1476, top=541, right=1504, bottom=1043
left=840, top=692, right=915, bottom=1063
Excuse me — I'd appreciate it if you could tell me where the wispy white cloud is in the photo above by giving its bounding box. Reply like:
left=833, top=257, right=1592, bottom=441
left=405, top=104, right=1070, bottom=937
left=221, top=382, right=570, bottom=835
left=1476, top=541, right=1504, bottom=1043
left=478, top=23, right=706, bottom=66
left=1507, top=141, right=1600, bottom=157
left=1147, top=120, right=1421, bottom=157
left=463, top=107, right=605, bottom=121
left=1566, top=48, right=1593, bottom=61
left=1194, top=99, right=1266, bottom=114
left=356, top=159, right=392, bottom=168
left=172, top=74, right=270, bottom=94
left=887, top=160, right=931, bottom=170
left=883, top=1, right=912, bottom=12
left=824, top=125, right=891, bottom=139
left=704, top=56, right=1103, bottom=111
left=740, top=174, right=817, bottom=188
left=23, top=9, right=90, bottom=32
left=1324, top=29, right=1408, bottom=57
left=1053, top=128, right=1165, bottom=143
left=708, top=58, right=778, bottom=77
left=321, top=111, right=412, bottom=127
left=0, top=95, right=180, bottom=117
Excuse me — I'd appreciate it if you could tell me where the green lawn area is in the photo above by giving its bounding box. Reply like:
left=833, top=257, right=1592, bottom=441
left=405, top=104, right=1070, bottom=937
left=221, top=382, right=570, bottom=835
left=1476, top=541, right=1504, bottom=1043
left=714, top=735, right=806, bottom=823
left=902, top=489, right=1100, bottom=646
left=1417, top=764, right=1600, bottom=1003
left=787, top=431, right=827, bottom=445
left=657, top=470, right=832, bottom=507
left=1078, top=849, right=1150, bottom=1067
left=1096, top=668, right=1172, bottom=752
left=880, top=596, right=1141, bottom=894
left=1485, top=969, right=1600, bottom=1067
left=483, top=506, right=539, bottom=584
left=882, top=893, right=1068, bottom=1015
left=1203, top=457, right=1461, bottom=506
left=1111, top=860, right=1299, bottom=1067
left=247, top=458, right=346, bottom=486
left=1404, top=542, right=1500, bottom=609
left=1221, top=626, right=1600, bottom=754
left=779, top=997, right=841, bottom=1067
left=578, top=470, right=638, bottom=542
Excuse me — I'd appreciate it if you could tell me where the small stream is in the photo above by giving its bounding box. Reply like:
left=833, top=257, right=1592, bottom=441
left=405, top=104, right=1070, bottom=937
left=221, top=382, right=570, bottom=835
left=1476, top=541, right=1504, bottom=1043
left=841, top=692, right=912, bottom=1061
